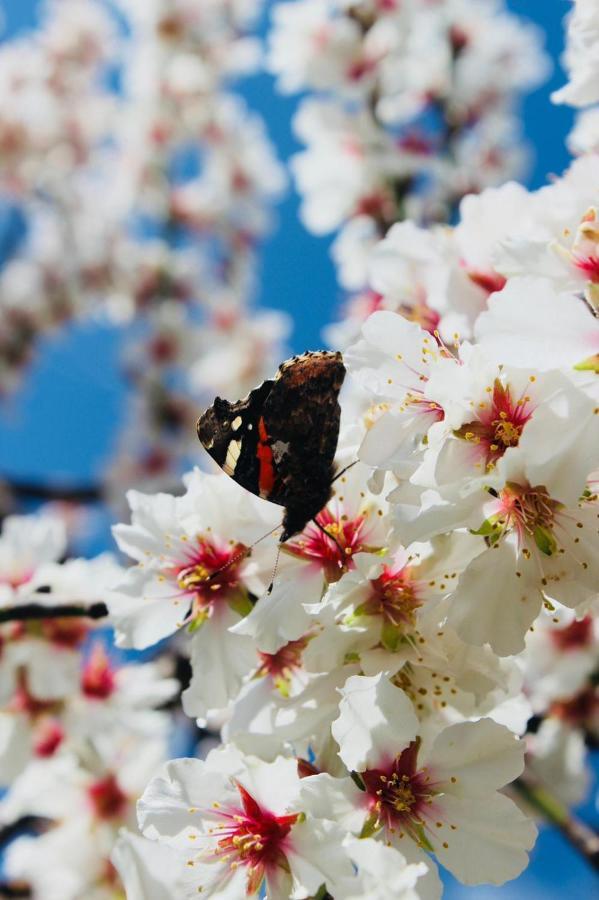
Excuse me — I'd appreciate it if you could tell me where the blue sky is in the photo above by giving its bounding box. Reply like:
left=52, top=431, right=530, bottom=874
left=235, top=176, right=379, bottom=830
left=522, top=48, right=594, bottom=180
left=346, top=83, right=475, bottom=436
left=0, top=3, right=597, bottom=895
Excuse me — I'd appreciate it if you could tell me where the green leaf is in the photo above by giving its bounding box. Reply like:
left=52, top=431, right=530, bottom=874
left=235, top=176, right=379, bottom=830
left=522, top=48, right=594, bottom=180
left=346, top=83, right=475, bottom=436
left=274, top=676, right=290, bottom=699
left=412, top=823, right=435, bottom=852
left=574, top=354, right=599, bottom=373
left=470, top=518, right=497, bottom=537
left=359, top=811, right=382, bottom=839
left=350, top=770, right=366, bottom=791
left=381, top=620, right=401, bottom=652
left=187, top=609, right=209, bottom=633
left=533, top=526, right=557, bottom=556
left=227, top=590, right=253, bottom=618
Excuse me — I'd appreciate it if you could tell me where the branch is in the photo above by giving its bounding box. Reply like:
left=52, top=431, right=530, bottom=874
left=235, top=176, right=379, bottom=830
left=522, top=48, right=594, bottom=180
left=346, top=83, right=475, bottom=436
left=0, top=884, right=32, bottom=899
left=0, top=816, right=53, bottom=852
left=0, top=602, right=109, bottom=625
left=2, top=477, right=103, bottom=504
left=514, top=771, right=599, bottom=873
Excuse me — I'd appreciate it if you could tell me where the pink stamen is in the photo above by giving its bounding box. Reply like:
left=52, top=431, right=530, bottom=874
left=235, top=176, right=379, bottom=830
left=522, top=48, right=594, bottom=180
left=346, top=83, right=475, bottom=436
left=285, top=508, right=372, bottom=583
left=168, top=536, right=249, bottom=617
left=81, top=644, right=116, bottom=700
left=88, top=773, right=129, bottom=821
left=257, top=637, right=309, bottom=683
left=33, top=719, right=64, bottom=757
left=362, top=739, right=440, bottom=837
left=454, top=379, right=533, bottom=470
left=211, top=782, right=298, bottom=895
left=573, top=254, right=599, bottom=284
left=550, top=617, right=594, bottom=652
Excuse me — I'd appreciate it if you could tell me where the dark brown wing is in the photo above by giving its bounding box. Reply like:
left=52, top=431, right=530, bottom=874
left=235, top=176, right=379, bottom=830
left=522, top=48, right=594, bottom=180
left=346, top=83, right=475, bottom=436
left=196, top=351, right=346, bottom=541
left=261, top=351, right=346, bottom=539
left=196, top=379, right=274, bottom=495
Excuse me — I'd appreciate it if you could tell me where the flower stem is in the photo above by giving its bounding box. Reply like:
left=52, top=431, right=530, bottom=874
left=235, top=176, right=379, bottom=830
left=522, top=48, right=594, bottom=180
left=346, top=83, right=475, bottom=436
left=514, top=771, right=599, bottom=873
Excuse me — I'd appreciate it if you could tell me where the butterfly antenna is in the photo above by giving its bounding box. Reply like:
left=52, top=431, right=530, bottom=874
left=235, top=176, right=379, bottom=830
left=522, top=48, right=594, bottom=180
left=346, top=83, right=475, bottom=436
left=331, top=459, right=358, bottom=485
left=266, top=542, right=283, bottom=595
left=579, top=291, right=599, bottom=318
left=206, top=524, right=281, bottom=583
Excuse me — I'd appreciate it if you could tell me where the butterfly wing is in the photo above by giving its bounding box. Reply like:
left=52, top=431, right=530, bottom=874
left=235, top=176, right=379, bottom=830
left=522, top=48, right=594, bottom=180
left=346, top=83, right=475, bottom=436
left=196, top=379, right=275, bottom=496
left=260, top=351, right=346, bottom=538
left=197, top=351, right=346, bottom=540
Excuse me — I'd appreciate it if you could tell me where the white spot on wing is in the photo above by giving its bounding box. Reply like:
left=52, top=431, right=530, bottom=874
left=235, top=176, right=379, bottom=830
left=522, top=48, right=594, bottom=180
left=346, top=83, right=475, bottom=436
left=223, top=440, right=242, bottom=475
left=271, top=440, right=290, bottom=463
left=231, top=416, right=242, bottom=431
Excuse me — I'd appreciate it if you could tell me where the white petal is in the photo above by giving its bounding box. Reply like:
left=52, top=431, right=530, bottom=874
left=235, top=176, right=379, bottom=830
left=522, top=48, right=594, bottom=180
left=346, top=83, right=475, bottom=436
left=332, top=673, right=419, bottom=771
left=448, top=543, right=541, bottom=656
left=427, top=719, right=525, bottom=794
left=429, top=792, right=536, bottom=885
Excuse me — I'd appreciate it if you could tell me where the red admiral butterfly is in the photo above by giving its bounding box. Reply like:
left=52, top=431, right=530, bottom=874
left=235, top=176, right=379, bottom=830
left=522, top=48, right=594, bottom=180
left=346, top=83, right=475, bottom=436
left=197, top=351, right=346, bottom=542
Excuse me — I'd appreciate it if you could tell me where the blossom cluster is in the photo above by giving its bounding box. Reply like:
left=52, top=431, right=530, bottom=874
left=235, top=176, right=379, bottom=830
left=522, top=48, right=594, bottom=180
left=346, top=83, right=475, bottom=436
left=1, top=2, right=598, bottom=899
left=0, top=512, right=179, bottom=898
left=553, top=0, right=599, bottom=154
left=268, top=0, right=548, bottom=294
left=104, top=155, right=599, bottom=886
left=0, top=0, right=286, bottom=499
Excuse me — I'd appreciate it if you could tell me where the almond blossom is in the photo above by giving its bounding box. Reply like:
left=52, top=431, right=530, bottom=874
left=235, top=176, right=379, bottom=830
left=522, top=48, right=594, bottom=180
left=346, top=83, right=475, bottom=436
left=135, top=746, right=357, bottom=898
left=2, top=1, right=599, bottom=897
left=328, top=674, right=537, bottom=886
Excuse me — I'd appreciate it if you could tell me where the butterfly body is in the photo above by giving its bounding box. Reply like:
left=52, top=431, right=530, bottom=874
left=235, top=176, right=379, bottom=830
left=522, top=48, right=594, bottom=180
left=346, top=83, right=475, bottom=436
left=197, top=351, right=346, bottom=541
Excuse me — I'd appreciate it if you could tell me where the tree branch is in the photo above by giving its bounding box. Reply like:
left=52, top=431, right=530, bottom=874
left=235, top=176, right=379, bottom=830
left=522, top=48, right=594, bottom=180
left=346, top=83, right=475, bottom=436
left=0, top=816, right=53, bottom=852
left=514, top=771, right=599, bottom=873
left=0, top=602, right=109, bottom=625
left=0, top=884, right=32, bottom=899
left=2, top=477, right=103, bottom=504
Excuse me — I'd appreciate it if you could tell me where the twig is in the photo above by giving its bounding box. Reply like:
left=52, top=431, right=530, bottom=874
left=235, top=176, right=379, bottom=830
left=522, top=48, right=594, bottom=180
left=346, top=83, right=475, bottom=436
left=0, top=884, right=32, bottom=898
left=0, top=816, right=53, bottom=852
left=514, top=771, right=599, bottom=873
left=2, top=478, right=103, bottom=504
left=0, top=602, right=109, bottom=625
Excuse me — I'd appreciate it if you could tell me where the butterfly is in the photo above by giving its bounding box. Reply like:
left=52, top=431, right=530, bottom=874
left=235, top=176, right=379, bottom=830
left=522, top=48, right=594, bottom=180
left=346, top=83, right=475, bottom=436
left=197, top=351, right=347, bottom=542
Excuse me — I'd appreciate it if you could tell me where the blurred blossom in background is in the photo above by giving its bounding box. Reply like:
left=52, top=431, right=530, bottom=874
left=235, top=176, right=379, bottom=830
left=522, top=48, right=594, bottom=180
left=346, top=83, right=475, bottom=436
left=0, top=0, right=573, bottom=504
left=0, top=2, right=597, bottom=899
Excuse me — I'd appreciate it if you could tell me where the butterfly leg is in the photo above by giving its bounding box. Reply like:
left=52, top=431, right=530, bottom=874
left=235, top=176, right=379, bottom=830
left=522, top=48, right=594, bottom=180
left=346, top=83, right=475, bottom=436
left=330, top=459, right=358, bottom=484
left=312, top=517, right=345, bottom=563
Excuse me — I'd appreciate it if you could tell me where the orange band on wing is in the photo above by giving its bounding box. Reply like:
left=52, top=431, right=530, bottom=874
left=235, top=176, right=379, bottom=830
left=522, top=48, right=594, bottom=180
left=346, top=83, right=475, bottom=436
left=257, top=416, right=275, bottom=495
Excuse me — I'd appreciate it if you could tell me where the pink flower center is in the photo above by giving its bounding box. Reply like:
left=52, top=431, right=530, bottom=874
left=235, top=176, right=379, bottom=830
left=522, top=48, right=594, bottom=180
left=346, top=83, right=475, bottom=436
left=81, top=645, right=116, bottom=700
left=454, top=379, right=533, bottom=470
left=573, top=253, right=599, bottom=283
left=0, top=568, right=34, bottom=589
left=551, top=686, right=598, bottom=727
left=550, top=617, right=594, bottom=652
left=285, top=508, right=374, bottom=583
left=363, top=564, right=422, bottom=630
left=465, top=267, right=507, bottom=295
left=355, top=190, right=394, bottom=222
left=362, top=740, right=438, bottom=839
left=404, top=392, right=445, bottom=422
left=33, top=718, right=64, bottom=757
left=41, top=618, right=89, bottom=649
left=397, top=297, right=441, bottom=335
left=493, top=483, right=559, bottom=549
left=212, top=782, right=298, bottom=895
left=87, top=774, right=128, bottom=821
left=257, top=638, right=308, bottom=687
left=347, top=56, right=377, bottom=81
left=171, top=536, right=249, bottom=614
left=9, top=676, right=60, bottom=719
